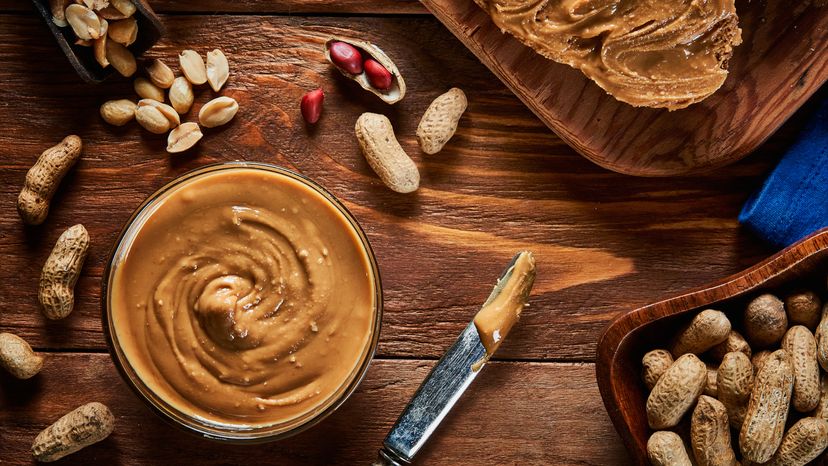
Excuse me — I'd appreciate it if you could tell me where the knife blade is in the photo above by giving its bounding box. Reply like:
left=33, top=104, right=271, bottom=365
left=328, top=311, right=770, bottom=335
left=374, top=251, right=535, bottom=465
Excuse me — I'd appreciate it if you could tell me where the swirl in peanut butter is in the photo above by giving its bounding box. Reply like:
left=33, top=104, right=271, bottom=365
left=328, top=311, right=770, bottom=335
left=474, top=0, right=742, bottom=109
left=110, top=168, right=377, bottom=428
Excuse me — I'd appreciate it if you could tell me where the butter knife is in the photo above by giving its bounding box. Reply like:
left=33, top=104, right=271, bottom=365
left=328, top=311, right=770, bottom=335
left=374, top=251, right=536, bottom=465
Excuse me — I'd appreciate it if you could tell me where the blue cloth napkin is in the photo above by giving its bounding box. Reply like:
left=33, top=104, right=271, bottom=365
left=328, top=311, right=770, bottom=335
left=739, top=94, right=828, bottom=248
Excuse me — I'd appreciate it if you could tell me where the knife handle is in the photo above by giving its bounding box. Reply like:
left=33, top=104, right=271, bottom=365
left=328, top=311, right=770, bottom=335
left=372, top=448, right=408, bottom=466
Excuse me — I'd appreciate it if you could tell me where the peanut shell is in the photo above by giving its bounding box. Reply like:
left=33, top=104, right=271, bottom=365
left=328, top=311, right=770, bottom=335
left=708, top=330, right=752, bottom=361
left=766, top=417, right=828, bottom=466
left=646, top=353, right=707, bottom=429
left=642, top=349, right=673, bottom=391
left=17, top=135, right=82, bottom=225
left=416, top=87, right=467, bottom=154
left=690, top=395, right=737, bottom=466
left=717, top=351, right=753, bottom=430
left=0, top=333, right=44, bottom=379
left=355, top=112, right=419, bottom=194
left=647, top=431, right=693, bottom=466
left=744, top=293, right=787, bottom=348
left=782, top=325, right=820, bottom=412
left=32, top=402, right=114, bottom=462
left=739, top=349, right=794, bottom=463
left=671, top=309, right=731, bottom=357
left=324, top=37, right=405, bottom=104
left=39, top=224, right=89, bottom=320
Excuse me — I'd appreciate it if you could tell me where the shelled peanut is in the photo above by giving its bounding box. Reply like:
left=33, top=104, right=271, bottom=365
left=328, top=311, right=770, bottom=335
left=99, top=48, right=236, bottom=154
left=640, top=280, right=828, bottom=465
left=51, top=0, right=139, bottom=76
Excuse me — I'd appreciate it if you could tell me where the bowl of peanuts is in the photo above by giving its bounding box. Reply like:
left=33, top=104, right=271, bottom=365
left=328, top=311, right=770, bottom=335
left=597, top=228, right=828, bottom=465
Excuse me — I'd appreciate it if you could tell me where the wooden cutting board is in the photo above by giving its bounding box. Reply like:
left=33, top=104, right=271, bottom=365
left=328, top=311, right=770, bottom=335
left=419, top=0, right=828, bottom=176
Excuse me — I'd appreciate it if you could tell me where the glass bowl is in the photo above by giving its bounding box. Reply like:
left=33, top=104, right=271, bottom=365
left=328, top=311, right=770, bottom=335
left=101, top=161, right=383, bottom=443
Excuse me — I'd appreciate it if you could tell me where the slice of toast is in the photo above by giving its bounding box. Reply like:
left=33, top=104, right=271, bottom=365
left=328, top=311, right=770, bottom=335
left=474, top=0, right=742, bottom=110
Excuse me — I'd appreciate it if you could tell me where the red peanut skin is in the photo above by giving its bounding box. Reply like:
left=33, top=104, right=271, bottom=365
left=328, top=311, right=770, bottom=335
left=301, top=88, right=324, bottom=124
left=328, top=42, right=363, bottom=74
left=364, top=59, right=392, bottom=91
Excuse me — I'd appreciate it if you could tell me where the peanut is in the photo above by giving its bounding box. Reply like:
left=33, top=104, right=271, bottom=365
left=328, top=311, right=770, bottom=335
left=65, top=4, right=100, bottom=40
left=110, top=0, right=135, bottom=16
left=169, top=77, right=194, bottom=114
left=671, top=309, right=731, bottom=357
left=781, top=325, right=820, bottom=412
left=739, top=349, right=794, bottom=463
left=105, top=39, right=136, bottom=77
left=135, top=105, right=171, bottom=134
left=642, top=349, right=673, bottom=391
left=145, top=58, right=174, bottom=89
left=364, top=58, right=391, bottom=91
left=206, top=49, right=229, bottom=92
left=32, top=402, right=114, bottom=462
left=812, top=373, right=828, bottom=420
left=198, top=96, right=238, bottom=128
left=100, top=99, right=136, bottom=126
left=815, top=302, right=828, bottom=371
left=328, top=41, right=363, bottom=74
left=717, top=351, right=754, bottom=430
left=179, top=50, right=207, bottom=85
left=704, top=364, right=718, bottom=397
left=133, top=77, right=164, bottom=103
left=708, top=330, right=752, bottom=361
left=300, top=88, right=324, bottom=124
left=646, top=353, right=707, bottom=429
left=324, top=37, right=405, bottom=105
left=416, top=88, right=468, bottom=155
left=765, top=417, right=828, bottom=466
left=107, top=17, right=137, bottom=46
left=744, top=294, right=787, bottom=348
left=92, top=19, right=108, bottom=68
left=355, top=112, right=419, bottom=194
left=138, top=99, right=179, bottom=128
left=18, top=135, right=82, bottom=225
left=690, top=395, right=737, bottom=466
left=786, top=290, right=821, bottom=330
left=0, top=333, right=43, bottom=379
left=647, top=431, right=693, bottom=466
left=166, top=122, right=203, bottom=154
left=39, top=224, right=89, bottom=320
left=96, top=5, right=127, bottom=20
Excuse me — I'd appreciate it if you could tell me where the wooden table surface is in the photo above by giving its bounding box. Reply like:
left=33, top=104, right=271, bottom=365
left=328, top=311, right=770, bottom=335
left=0, top=1, right=822, bottom=464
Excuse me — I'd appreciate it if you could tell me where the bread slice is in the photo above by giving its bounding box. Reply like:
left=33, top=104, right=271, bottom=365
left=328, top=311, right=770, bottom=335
left=474, top=0, right=742, bottom=110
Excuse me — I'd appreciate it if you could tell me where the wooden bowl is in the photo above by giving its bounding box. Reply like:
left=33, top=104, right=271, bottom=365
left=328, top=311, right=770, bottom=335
left=30, top=0, right=164, bottom=84
left=596, top=228, right=828, bottom=465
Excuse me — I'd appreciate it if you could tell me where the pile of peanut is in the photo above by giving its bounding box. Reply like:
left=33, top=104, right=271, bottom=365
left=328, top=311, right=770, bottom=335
left=644, top=287, right=828, bottom=465
left=303, top=37, right=468, bottom=194
left=50, top=0, right=140, bottom=77
left=9, top=135, right=115, bottom=462
left=100, top=48, right=237, bottom=153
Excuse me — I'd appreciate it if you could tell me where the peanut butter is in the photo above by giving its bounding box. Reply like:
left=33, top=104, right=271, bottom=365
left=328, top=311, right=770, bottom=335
left=474, top=0, right=742, bottom=109
left=474, top=251, right=536, bottom=356
left=109, top=166, right=379, bottom=429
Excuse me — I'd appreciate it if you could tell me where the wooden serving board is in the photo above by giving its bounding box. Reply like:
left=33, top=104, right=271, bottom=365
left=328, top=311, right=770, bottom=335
left=419, top=0, right=828, bottom=176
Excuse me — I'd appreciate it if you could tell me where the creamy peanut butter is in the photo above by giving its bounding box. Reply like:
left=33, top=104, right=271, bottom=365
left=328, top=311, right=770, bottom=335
left=109, top=166, right=378, bottom=429
left=474, top=0, right=742, bottom=109
left=474, top=251, right=536, bottom=356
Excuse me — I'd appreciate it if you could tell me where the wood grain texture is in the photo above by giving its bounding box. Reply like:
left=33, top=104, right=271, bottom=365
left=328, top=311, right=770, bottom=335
left=597, top=229, right=828, bottom=465
left=0, top=354, right=630, bottom=465
left=0, top=8, right=820, bottom=464
left=0, top=13, right=807, bottom=361
left=421, top=0, right=828, bottom=176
